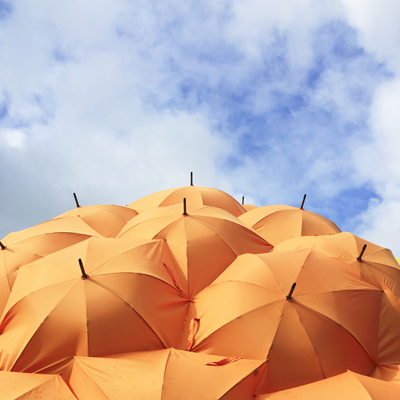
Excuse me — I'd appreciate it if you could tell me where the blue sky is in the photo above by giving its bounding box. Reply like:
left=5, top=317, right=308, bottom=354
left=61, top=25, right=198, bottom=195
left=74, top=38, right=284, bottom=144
left=1, top=0, right=400, bottom=255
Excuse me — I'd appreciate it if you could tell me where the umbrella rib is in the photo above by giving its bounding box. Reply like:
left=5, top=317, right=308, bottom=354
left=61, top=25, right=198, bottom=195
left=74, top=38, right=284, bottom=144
left=294, top=305, right=326, bottom=379
left=74, top=357, right=114, bottom=399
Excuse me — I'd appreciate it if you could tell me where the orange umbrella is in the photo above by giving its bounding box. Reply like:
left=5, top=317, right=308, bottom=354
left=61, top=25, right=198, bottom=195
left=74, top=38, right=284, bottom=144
left=54, top=204, right=138, bottom=238
left=179, top=249, right=382, bottom=393
left=0, top=237, right=188, bottom=379
left=0, top=229, right=94, bottom=316
left=239, top=204, right=341, bottom=245
left=69, top=348, right=265, bottom=400
left=0, top=370, right=76, bottom=399
left=273, top=233, right=400, bottom=366
left=0, top=243, right=43, bottom=316
left=256, top=370, right=400, bottom=399
left=118, top=202, right=272, bottom=296
left=127, top=185, right=246, bottom=217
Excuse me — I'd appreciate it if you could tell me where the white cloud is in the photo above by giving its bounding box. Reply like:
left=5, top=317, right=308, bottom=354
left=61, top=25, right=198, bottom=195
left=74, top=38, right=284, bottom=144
left=1, top=128, right=26, bottom=148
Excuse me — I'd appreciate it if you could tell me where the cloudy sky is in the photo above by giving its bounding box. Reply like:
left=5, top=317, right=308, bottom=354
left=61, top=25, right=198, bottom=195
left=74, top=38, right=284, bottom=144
left=1, top=1, right=400, bottom=255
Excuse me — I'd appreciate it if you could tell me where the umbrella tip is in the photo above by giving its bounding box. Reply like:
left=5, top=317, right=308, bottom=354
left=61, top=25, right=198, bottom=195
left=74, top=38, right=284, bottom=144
left=286, top=282, right=296, bottom=301
left=183, top=198, right=188, bottom=216
left=242, top=196, right=244, bottom=205
left=357, top=244, right=367, bottom=262
left=78, top=258, right=88, bottom=279
left=0, top=241, right=6, bottom=250
left=73, top=193, right=81, bottom=208
left=190, top=172, right=193, bottom=186
left=300, top=194, right=306, bottom=210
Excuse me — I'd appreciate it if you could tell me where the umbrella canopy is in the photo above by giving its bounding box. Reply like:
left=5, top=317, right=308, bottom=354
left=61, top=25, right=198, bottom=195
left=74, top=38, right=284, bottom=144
left=69, top=348, right=265, bottom=400
left=118, top=202, right=272, bottom=296
left=0, top=237, right=189, bottom=379
left=0, top=370, right=76, bottom=399
left=256, top=370, right=400, bottom=399
left=239, top=204, right=341, bottom=245
left=273, top=233, right=400, bottom=365
left=0, top=227, right=94, bottom=316
left=54, top=204, right=138, bottom=238
left=127, top=186, right=246, bottom=217
left=179, top=249, right=382, bottom=393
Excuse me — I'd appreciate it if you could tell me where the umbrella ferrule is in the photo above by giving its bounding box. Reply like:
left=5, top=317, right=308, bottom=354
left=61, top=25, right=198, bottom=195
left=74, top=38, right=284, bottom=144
left=78, top=258, right=88, bottom=279
left=183, top=198, right=188, bottom=216
left=356, top=244, right=367, bottom=262
left=190, top=172, right=193, bottom=186
left=300, top=194, right=306, bottom=210
left=73, top=193, right=81, bottom=208
left=286, top=282, right=296, bottom=301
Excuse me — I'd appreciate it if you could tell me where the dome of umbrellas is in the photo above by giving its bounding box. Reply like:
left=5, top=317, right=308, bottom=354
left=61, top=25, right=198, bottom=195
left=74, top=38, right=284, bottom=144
left=1, top=176, right=400, bottom=399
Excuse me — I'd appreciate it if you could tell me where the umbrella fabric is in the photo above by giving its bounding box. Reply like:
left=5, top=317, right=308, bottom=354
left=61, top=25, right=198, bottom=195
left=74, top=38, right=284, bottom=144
left=54, top=204, right=138, bottom=238
left=127, top=186, right=246, bottom=217
left=0, top=370, right=76, bottom=399
left=118, top=203, right=272, bottom=296
left=0, top=238, right=189, bottom=379
left=179, top=249, right=382, bottom=393
left=239, top=204, right=341, bottom=245
left=274, top=233, right=400, bottom=365
left=0, top=230, right=94, bottom=316
left=256, top=370, right=400, bottom=399
left=371, top=364, right=400, bottom=384
left=69, top=348, right=265, bottom=400
left=0, top=245, right=43, bottom=316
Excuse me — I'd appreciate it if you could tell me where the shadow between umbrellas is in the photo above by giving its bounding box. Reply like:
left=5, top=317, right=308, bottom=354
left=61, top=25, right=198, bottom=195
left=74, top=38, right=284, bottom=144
left=179, top=248, right=383, bottom=393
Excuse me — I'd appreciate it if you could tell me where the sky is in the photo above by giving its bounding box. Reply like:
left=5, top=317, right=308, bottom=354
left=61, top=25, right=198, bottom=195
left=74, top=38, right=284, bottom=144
left=1, top=1, right=400, bottom=255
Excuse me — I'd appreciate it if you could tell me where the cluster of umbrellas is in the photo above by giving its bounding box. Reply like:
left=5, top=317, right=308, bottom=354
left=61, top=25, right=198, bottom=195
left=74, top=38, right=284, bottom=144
left=1, top=177, right=400, bottom=399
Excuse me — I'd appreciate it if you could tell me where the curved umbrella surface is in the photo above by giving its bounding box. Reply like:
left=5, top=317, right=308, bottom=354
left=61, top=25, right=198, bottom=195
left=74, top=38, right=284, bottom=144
left=0, top=370, right=76, bottom=399
left=119, top=203, right=272, bottom=296
left=54, top=204, right=138, bottom=238
left=239, top=205, right=341, bottom=245
left=274, top=233, right=400, bottom=365
left=256, top=370, right=400, bottom=400
left=179, top=249, right=382, bottom=393
left=127, top=186, right=246, bottom=217
left=0, top=238, right=189, bottom=378
left=69, top=348, right=265, bottom=400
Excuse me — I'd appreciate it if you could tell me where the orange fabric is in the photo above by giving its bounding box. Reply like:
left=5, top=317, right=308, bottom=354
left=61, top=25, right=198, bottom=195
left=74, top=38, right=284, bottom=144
left=69, top=349, right=265, bottom=400
left=118, top=203, right=272, bottom=296
left=256, top=370, right=400, bottom=399
left=127, top=186, right=246, bottom=217
left=239, top=204, right=341, bottom=245
left=0, top=370, right=76, bottom=399
left=0, top=238, right=189, bottom=377
left=179, top=249, right=381, bottom=393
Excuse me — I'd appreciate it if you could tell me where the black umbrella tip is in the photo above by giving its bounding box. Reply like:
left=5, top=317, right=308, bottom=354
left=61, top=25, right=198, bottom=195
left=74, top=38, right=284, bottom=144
left=0, top=241, right=6, bottom=250
left=286, top=282, right=296, bottom=301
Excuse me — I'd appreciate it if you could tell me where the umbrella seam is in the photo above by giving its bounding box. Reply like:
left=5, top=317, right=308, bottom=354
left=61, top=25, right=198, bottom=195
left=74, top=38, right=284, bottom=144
left=160, top=348, right=173, bottom=400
